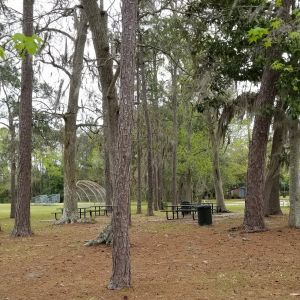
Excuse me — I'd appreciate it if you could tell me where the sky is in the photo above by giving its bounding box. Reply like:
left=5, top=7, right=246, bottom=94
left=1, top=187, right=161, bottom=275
left=1, top=0, right=124, bottom=127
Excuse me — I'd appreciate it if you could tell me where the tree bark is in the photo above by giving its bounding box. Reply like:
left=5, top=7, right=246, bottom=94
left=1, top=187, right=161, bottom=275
left=8, top=106, right=17, bottom=219
left=108, top=0, right=137, bottom=290
left=243, top=0, right=291, bottom=232
left=288, top=119, right=300, bottom=228
left=151, top=50, right=160, bottom=211
left=81, top=0, right=120, bottom=245
left=263, top=103, right=286, bottom=216
left=11, top=0, right=34, bottom=237
left=243, top=67, right=278, bottom=231
left=136, top=52, right=142, bottom=214
left=206, top=111, right=227, bottom=212
left=139, top=37, right=154, bottom=216
left=171, top=65, right=178, bottom=206
left=58, top=11, right=88, bottom=224
left=82, top=0, right=119, bottom=201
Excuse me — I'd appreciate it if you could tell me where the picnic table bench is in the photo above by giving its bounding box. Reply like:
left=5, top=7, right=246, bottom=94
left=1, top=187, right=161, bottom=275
left=52, top=205, right=113, bottom=220
left=89, top=205, right=113, bottom=217
left=162, top=202, right=219, bottom=220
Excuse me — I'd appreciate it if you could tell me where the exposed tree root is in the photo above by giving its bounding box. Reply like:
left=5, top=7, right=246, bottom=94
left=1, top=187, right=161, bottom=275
left=54, top=216, right=78, bottom=225
left=229, top=224, right=268, bottom=233
left=84, top=223, right=112, bottom=246
left=11, top=228, right=33, bottom=237
left=54, top=216, right=96, bottom=225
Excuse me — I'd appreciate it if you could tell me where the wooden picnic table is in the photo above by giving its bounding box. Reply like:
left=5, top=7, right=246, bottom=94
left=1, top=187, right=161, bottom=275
left=162, top=202, right=216, bottom=220
left=89, top=205, right=113, bottom=217
left=52, top=207, right=92, bottom=220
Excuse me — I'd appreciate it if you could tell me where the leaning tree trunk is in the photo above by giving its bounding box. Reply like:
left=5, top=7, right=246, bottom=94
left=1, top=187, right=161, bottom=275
left=108, top=0, right=137, bottom=290
left=243, top=0, right=290, bottom=232
left=58, top=11, right=88, bottom=224
left=243, top=70, right=278, bottom=231
left=11, top=0, right=34, bottom=237
left=82, top=0, right=119, bottom=245
left=288, top=119, right=300, bottom=228
left=82, top=0, right=119, bottom=196
left=263, top=103, right=286, bottom=216
left=140, top=38, right=154, bottom=216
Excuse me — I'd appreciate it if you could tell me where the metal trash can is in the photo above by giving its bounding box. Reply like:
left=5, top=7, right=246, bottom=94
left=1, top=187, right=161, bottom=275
left=197, top=205, right=212, bottom=226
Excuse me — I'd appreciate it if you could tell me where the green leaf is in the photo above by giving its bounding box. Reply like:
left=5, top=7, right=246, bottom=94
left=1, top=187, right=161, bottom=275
left=271, top=60, right=285, bottom=70
left=275, top=0, right=282, bottom=7
left=263, top=37, right=272, bottom=48
left=284, top=65, right=294, bottom=72
left=288, top=31, right=300, bottom=41
left=11, top=32, right=43, bottom=57
left=270, top=19, right=282, bottom=30
left=0, top=46, right=5, bottom=59
left=248, top=27, right=269, bottom=44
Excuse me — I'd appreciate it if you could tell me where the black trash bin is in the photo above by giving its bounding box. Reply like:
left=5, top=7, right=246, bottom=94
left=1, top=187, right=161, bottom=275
left=197, top=205, right=212, bottom=226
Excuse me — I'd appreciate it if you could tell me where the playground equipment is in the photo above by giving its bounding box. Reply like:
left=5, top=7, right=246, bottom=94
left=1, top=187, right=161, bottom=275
left=76, top=180, right=106, bottom=203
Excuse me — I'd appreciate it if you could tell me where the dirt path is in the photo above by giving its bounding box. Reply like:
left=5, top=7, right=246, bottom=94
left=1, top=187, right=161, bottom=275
left=0, top=213, right=299, bottom=299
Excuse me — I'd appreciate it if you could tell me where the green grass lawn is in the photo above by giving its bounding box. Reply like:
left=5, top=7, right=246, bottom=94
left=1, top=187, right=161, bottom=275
left=0, top=199, right=289, bottom=233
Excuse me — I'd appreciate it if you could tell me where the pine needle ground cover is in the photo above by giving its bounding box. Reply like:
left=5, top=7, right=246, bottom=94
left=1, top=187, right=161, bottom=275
left=0, top=203, right=299, bottom=300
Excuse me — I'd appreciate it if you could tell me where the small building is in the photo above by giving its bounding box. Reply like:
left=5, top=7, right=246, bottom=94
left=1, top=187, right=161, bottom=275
left=230, top=187, right=246, bottom=199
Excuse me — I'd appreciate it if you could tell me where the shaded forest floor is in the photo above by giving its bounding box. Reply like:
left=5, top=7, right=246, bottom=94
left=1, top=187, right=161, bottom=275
left=0, top=212, right=300, bottom=300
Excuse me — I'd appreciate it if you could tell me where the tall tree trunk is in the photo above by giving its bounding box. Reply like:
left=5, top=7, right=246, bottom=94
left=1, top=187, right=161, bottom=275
left=288, top=119, right=300, bottom=228
left=243, top=70, right=277, bottom=231
left=171, top=66, right=178, bottom=206
left=136, top=42, right=142, bottom=214
left=108, top=0, right=137, bottom=290
left=140, top=38, right=154, bottom=216
left=9, top=111, right=17, bottom=219
left=11, top=0, right=34, bottom=237
left=157, top=147, right=164, bottom=209
left=211, top=135, right=226, bottom=211
left=82, top=0, right=119, bottom=198
left=263, top=103, right=286, bottom=216
left=82, top=0, right=120, bottom=246
left=207, top=111, right=227, bottom=211
left=59, top=11, right=88, bottom=224
left=104, top=147, right=112, bottom=205
left=179, top=107, right=193, bottom=203
left=153, top=164, right=159, bottom=210
left=243, top=0, right=290, bottom=232
left=152, top=50, right=160, bottom=211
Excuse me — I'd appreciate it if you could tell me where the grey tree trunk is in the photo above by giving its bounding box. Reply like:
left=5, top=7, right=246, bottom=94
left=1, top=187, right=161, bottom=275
left=211, top=136, right=226, bottom=211
left=140, top=39, right=154, bottom=216
left=136, top=53, right=142, bottom=214
left=171, top=66, right=178, bottom=206
left=8, top=105, right=17, bottom=219
left=151, top=50, right=160, bottom=211
left=206, top=111, right=227, bottom=211
left=263, top=103, right=286, bottom=216
left=82, top=0, right=119, bottom=200
left=179, top=107, right=193, bottom=203
left=58, top=11, right=88, bottom=224
left=104, top=147, right=113, bottom=205
left=11, top=0, right=34, bottom=237
left=288, top=119, right=300, bottom=228
left=82, top=0, right=120, bottom=245
left=108, top=0, right=137, bottom=290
